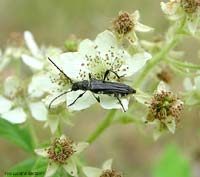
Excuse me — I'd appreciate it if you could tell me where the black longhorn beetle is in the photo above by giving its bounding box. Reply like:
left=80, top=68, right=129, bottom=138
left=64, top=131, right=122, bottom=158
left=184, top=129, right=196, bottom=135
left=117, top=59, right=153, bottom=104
left=48, top=57, right=136, bottom=112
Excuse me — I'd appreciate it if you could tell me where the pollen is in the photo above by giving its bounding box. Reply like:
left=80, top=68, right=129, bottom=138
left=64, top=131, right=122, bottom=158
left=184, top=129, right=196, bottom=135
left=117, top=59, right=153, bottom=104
left=113, top=11, right=135, bottom=35
left=79, top=46, right=125, bottom=81
left=47, top=137, right=74, bottom=164
left=100, top=169, right=123, bottom=177
left=51, top=73, right=70, bottom=91
left=148, top=91, right=183, bottom=122
left=181, top=0, right=200, bottom=13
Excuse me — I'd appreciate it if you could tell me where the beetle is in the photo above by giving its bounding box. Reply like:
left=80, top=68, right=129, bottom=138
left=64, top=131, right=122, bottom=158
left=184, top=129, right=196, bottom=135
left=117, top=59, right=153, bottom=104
left=48, top=57, right=136, bottom=112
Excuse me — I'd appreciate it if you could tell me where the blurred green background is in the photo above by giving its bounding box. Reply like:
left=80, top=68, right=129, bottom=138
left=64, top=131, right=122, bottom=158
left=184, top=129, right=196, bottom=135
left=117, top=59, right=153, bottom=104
left=0, top=0, right=200, bottom=177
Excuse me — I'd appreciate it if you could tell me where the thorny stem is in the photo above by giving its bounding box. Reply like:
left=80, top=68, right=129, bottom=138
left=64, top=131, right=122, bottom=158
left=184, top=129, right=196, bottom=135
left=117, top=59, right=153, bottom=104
left=86, top=110, right=116, bottom=143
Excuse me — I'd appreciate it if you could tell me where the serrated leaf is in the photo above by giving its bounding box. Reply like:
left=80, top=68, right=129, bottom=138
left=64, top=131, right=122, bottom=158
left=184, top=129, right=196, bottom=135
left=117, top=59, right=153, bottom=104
left=0, top=118, right=35, bottom=152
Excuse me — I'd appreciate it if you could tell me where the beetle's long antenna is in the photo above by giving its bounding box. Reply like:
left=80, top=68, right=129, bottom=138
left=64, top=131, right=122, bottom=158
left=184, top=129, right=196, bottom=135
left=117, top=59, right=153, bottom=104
left=48, top=57, right=73, bottom=84
left=49, top=90, right=72, bottom=109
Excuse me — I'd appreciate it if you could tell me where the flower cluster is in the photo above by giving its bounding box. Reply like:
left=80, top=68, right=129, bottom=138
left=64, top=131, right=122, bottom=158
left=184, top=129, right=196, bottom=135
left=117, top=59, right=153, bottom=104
left=161, top=0, right=200, bottom=35
left=2, top=4, right=199, bottom=176
left=35, top=135, right=88, bottom=177
left=145, top=82, right=184, bottom=139
left=49, top=30, right=151, bottom=112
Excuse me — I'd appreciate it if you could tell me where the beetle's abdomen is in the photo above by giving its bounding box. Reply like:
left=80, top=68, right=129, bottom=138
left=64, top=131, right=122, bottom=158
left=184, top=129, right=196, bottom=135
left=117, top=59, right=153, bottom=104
left=90, top=79, right=136, bottom=96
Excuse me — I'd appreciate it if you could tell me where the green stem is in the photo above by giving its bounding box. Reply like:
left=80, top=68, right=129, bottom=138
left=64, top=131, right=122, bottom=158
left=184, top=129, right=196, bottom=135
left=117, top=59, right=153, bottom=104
left=86, top=110, right=116, bottom=143
left=133, top=15, right=187, bottom=88
left=134, top=37, right=179, bottom=87
left=167, top=58, right=200, bottom=70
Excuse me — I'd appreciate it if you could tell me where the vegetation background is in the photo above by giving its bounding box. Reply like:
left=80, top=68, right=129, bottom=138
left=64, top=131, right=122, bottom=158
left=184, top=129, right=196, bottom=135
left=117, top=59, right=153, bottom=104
left=0, top=0, right=200, bottom=177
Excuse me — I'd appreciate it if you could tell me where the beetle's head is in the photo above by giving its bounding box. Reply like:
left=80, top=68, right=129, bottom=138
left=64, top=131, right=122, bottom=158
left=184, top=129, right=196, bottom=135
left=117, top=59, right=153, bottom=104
left=72, top=80, right=89, bottom=91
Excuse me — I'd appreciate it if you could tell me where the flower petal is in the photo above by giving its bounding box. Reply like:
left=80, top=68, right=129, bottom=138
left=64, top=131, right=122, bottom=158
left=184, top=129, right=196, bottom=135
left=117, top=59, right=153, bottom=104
left=187, top=16, right=199, bottom=35
left=22, top=54, right=44, bottom=71
left=58, top=52, right=90, bottom=81
left=183, top=78, right=194, bottom=91
left=28, top=73, right=57, bottom=98
left=118, top=52, right=152, bottom=77
left=0, top=96, right=13, bottom=114
left=4, top=76, right=20, bottom=97
left=135, top=22, right=154, bottom=32
left=194, top=76, right=200, bottom=90
left=79, top=39, right=97, bottom=57
left=1, top=107, right=26, bottom=124
left=63, top=158, right=77, bottom=177
left=157, top=81, right=169, bottom=93
left=102, top=159, right=113, bottom=170
left=29, top=101, right=48, bottom=121
left=45, top=163, right=58, bottom=177
left=66, top=91, right=96, bottom=111
left=94, top=30, right=118, bottom=53
left=34, top=148, right=49, bottom=157
left=99, top=95, right=129, bottom=112
left=82, top=167, right=102, bottom=177
left=73, top=142, right=89, bottom=154
left=164, top=116, right=176, bottom=134
left=24, top=31, right=40, bottom=57
left=44, top=92, right=66, bottom=108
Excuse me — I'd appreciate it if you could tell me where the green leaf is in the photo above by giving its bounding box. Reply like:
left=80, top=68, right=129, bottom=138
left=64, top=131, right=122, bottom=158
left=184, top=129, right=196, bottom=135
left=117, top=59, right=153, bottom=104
left=6, top=158, right=48, bottom=177
left=0, top=118, right=35, bottom=153
left=153, top=145, right=192, bottom=177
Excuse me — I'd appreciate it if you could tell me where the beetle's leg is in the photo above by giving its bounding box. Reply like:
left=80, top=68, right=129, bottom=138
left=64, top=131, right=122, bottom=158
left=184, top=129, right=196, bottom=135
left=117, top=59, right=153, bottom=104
left=103, top=70, right=110, bottom=81
left=89, top=73, right=92, bottom=80
left=92, top=94, right=100, bottom=103
left=115, top=95, right=126, bottom=112
left=68, top=91, right=86, bottom=107
left=103, top=70, right=125, bottom=81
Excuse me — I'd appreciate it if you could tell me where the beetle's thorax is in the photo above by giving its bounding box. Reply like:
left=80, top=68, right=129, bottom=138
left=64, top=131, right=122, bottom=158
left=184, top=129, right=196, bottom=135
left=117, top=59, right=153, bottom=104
left=71, top=80, right=90, bottom=91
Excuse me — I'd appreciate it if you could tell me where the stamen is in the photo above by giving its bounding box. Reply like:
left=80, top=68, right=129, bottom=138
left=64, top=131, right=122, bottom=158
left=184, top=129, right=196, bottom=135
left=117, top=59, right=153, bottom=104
left=47, top=137, right=74, bottom=164
left=113, top=11, right=135, bottom=35
left=100, top=169, right=123, bottom=177
left=147, top=91, right=183, bottom=123
left=181, top=0, right=200, bottom=13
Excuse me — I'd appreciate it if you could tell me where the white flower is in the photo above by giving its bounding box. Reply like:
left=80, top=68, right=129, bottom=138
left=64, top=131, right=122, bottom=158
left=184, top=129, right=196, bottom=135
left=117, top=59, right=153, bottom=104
left=50, top=30, right=151, bottom=112
left=35, top=135, right=88, bottom=177
left=21, top=31, right=62, bottom=72
left=0, top=76, right=49, bottom=123
left=161, top=0, right=200, bottom=35
left=0, top=47, right=26, bottom=72
left=83, top=159, right=123, bottom=177
left=113, top=11, right=153, bottom=44
left=183, top=75, right=200, bottom=105
left=145, top=82, right=184, bottom=140
left=0, top=77, right=26, bottom=123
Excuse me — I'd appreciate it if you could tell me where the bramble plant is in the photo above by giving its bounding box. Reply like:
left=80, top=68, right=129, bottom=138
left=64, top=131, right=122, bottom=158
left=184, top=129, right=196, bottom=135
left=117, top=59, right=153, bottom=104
left=0, top=0, right=200, bottom=176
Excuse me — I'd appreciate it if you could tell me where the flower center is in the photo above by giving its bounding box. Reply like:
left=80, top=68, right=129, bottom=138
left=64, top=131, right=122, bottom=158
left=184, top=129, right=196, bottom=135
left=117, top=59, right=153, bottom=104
left=47, top=137, right=74, bottom=164
left=148, top=91, right=183, bottom=122
left=79, top=46, right=126, bottom=81
left=51, top=73, right=70, bottom=91
left=181, top=0, right=200, bottom=13
left=100, top=169, right=123, bottom=177
left=113, top=11, right=134, bottom=35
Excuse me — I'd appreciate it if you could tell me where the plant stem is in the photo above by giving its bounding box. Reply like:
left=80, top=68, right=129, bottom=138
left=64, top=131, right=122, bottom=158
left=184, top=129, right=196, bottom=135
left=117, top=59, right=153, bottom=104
left=86, top=110, right=116, bottom=143
left=167, top=58, right=200, bottom=70
left=133, top=15, right=187, bottom=88
left=133, top=37, right=179, bottom=87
